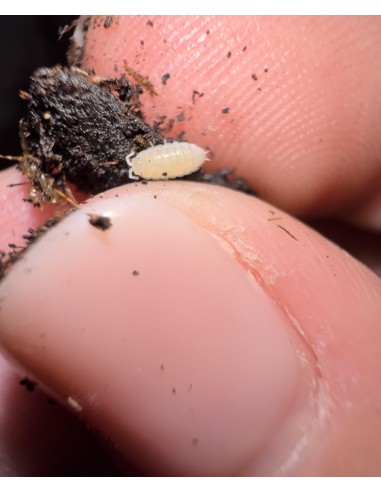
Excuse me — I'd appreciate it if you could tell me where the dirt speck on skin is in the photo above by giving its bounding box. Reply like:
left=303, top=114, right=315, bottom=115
left=88, top=214, right=112, bottom=231
left=222, top=107, right=230, bottom=114
left=252, top=73, right=258, bottom=81
left=146, top=19, right=154, bottom=27
left=163, top=118, right=175, bottom=132
left=20, top=377, right=38, bottom=392
left=103, top=16, right=115, bottom=29
left=192, top=90, right=204, bottom=105
left=23, top=216, right=65, bottom=244
left=0, top=214, right=66, bottom=280
left=161, top=73, right=170, bottom=85
left=192, top=168, right=255, bottom=196
left=132, top=270, right=139, bottom=276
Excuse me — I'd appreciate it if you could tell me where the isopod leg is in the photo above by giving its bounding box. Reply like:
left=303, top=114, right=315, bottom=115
left=126, top=151, right=139, bottom=180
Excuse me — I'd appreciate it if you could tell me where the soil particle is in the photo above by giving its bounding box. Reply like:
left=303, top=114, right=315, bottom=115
left=0, top=214, right=67, bottom=279
left=103, top=16, right=114, bottom=28
left=20, top=377, right=38, bottom=392
left=146, top=19, right=154, bottom=27
left=88, top=213, right=112, bottom=231
left=192, top=168, right=255, bottom=196
left=177, top=130, right=186, bottom=141
left=164, top=118, right=175, bottom=132
left=13, top=65, right=164, bottom=205
left=161, top=73, right=171, bottom=85
left=222, top=107, right=230, bottom=114
left=132, top=270, right=139, bottom=276
left=22, top=216, right=65, bottom=245
left=252, top=73, right=258, bottom=81
left=192, top=90, right=204, bottom=104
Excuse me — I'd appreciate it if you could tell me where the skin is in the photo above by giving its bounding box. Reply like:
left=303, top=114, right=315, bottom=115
left=0, top=16, right=380, bottom=476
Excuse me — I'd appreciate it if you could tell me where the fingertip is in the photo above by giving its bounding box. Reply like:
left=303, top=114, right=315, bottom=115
left=0, top=166, right=86, bottom=252
left=0, top=182, right=313, bottom=475
left=83, top=16, right=381, bottom=219
left=1, top=181, right=381, bottom=475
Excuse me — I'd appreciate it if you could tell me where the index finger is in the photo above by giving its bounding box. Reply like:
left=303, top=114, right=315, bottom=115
left=83, top=16, right=381, bottom=220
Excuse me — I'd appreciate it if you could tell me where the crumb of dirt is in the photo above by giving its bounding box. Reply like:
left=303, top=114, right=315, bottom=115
left=161, top=73, right=170, bottom=85
left=7, top=65, right=164, bottom=205
left=19, top=377, right=38, bottom=392
left=88, top=213, right=112, bottom=231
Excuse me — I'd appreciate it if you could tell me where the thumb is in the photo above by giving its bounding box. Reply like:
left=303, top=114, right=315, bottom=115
left=0, top=181, right=380, bottom=475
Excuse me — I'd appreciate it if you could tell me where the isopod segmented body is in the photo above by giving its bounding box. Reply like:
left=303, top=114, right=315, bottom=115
left=126, top=141, right=208, bottom=180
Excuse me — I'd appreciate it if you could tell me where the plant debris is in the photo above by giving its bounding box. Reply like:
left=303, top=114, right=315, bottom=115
left=123, top=61, right=157, bottom=96
left=277, top=224, right=298, bottom=241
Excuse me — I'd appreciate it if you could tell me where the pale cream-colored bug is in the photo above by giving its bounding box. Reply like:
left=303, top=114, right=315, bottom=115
left=126, top=141, right=208, bottom=180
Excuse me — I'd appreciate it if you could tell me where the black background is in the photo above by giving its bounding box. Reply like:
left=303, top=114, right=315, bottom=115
left=0, top=16, right=77, bottom=167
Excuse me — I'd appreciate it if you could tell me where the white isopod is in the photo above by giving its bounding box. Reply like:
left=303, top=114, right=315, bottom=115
left=126, top=141, right=208, bottom=181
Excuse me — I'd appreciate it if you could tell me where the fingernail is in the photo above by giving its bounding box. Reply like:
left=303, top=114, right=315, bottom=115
left=0, top=185, right=313, bottom=475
